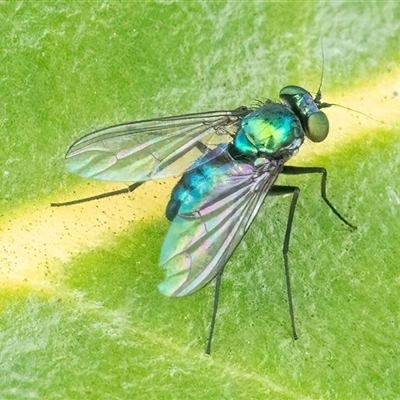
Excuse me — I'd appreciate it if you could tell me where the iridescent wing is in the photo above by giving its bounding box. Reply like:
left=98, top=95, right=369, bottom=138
left=65, top=108, right=250, bottom=182
left=158, top=149, right=283, bottom=297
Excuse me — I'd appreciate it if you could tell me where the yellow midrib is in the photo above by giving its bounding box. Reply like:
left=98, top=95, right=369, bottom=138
left=1, top=70, right=399, bottom=289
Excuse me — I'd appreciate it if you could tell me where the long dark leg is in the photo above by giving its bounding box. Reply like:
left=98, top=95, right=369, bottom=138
left=207, top=184, right=302, bottom=351
left=50, top=182, right=144, bottom=207
left=281, top=166, right=356, bottom=230
left=206, top=267, right=225, bottom=355
left=269, top=185, right=301, bottom=340
left=195, top=141, right=211, bottom=154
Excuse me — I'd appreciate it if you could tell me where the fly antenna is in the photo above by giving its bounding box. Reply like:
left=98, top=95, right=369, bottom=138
left=314, top=39, right=382, bottom=123
left=318, top=102, right=383, bottom=123
left=313, top=39, right=325, bottom=105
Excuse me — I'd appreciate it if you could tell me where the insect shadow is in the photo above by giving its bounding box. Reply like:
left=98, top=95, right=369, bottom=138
left=52, top=84, right=357, bottom=354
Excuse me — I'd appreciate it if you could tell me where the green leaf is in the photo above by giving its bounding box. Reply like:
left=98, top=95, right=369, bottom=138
left=1, top=2, right=400, bottom=398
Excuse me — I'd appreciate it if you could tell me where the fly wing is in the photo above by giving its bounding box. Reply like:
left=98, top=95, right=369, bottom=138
left=65, top=109, right=250, bottom=182
left=158, top=153, right=282, bottom=297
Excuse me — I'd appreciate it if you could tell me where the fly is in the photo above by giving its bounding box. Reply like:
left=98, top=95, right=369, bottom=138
left=52, top=85, right=356, bottom=354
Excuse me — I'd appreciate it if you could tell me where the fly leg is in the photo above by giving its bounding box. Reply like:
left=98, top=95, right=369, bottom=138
left=207, top=183, right=303, bottom=352
left=281, top=166, right=356, bottom=229
left=269, top=166, right=356, bottom=340
left=195, top=141, right=211, bottom=154
left=206, top=266, right=225, bottom=355
left=268, top=185, right=301, bottom=340
left=51, top=181, right=144, bottom=207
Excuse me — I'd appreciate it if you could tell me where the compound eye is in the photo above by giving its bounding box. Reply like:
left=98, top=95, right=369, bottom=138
left=307, top=111, right=329, bottom=142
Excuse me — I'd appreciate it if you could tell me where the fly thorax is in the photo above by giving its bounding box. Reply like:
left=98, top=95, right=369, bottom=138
left=233, top=102, right=304, bottom=159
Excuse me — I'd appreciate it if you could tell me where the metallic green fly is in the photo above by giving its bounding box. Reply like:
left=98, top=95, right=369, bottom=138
left=53, top=85, right=356, bottom=354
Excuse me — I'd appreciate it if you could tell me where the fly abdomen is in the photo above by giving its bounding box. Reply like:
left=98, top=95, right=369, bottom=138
left=166, top=167, right=207, bottom=221
left=165, top=147, right=224, bottom=221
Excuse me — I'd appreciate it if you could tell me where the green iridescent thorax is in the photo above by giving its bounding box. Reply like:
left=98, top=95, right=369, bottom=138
left=234, top=102, right=304, bottom=158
